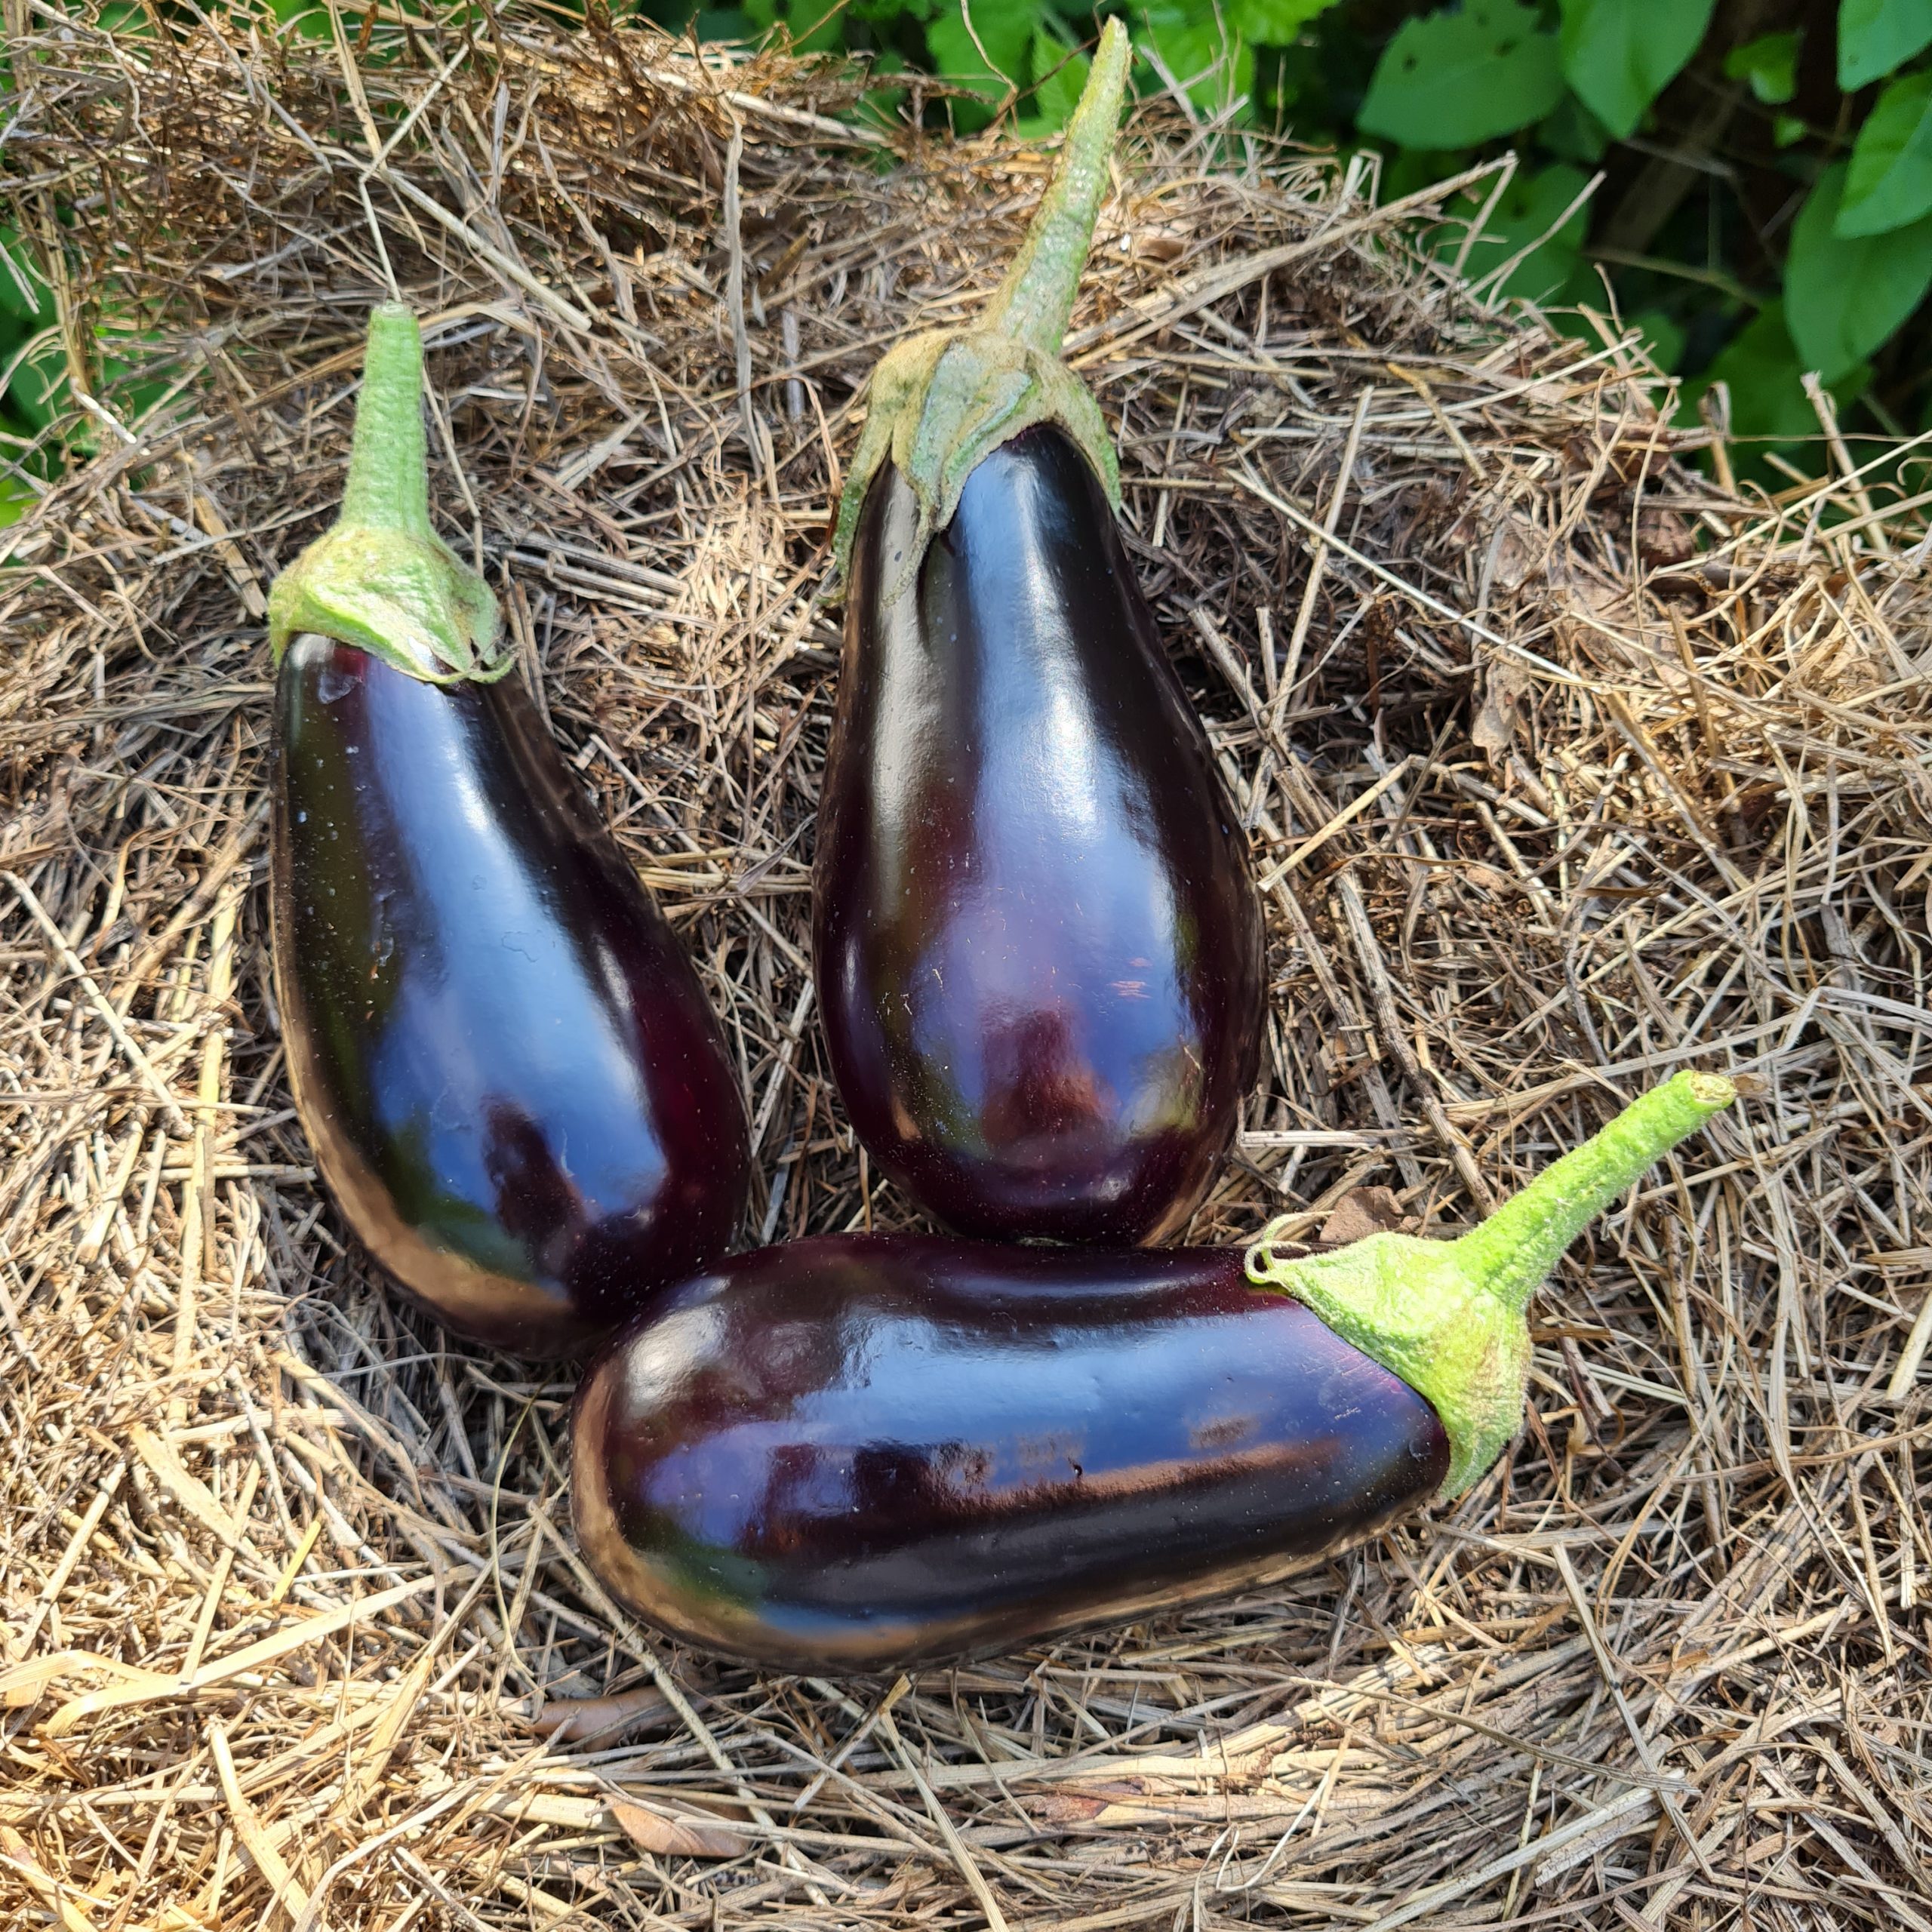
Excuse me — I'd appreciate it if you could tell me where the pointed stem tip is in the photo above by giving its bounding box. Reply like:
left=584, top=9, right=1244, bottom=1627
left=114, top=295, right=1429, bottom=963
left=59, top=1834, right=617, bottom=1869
left=338, top=301, right=433, bottom=540
left=1454, top=1070, right=1735, bottom=1315
left=983, top=17, right=1131, bottom=358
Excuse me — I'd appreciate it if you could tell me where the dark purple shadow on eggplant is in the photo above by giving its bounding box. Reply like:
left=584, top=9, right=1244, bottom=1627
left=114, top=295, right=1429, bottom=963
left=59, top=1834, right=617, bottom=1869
left=272, top=636, right=749, bottom=1357
left=573, top=1236, right=1448, bottom=1672
left=814, top=425, right=1265, bottom=1245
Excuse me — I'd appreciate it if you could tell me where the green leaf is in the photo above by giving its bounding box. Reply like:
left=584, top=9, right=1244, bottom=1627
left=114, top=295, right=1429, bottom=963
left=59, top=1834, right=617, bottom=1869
left=1773, top=112, right=1807, bottom=147
left=927, top=0, right=1042, bottom=124
left=1557, top=0, right=1717, bottom=140
left=0, top=471, right=38, bottom=532
left=1023, top=25, right=1090, bottom=132
left=1681, top=302, right=1867, bottom=459
left=4, top=337, right=66, bottom=435
left=1838, top=71, right=1932, bottom=238
left=0, top=229, right=51, bottom=328
left=268, top=0, right=333, bottom=40
left=1232, top=0, right=1343, bottom=45
left=1840, top=0, right=1932, bottom=90
left=1722, top=30, right=1798, bottom=105
left=1137, top=2, right=1254, bottom=113
left=1358, top=0, right=1564, bottom=149
left=1439, top=162, right=1594, bottom=304
left=1786, top=162, right=1932, bottom=380
left=1538, top=89, right=1611, bottom=162
left=1629, top=306, right=1684, bottom=372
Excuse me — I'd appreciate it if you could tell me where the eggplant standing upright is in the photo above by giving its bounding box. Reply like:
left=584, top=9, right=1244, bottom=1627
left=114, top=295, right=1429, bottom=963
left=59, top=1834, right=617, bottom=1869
left=266, top=305, right=749, bottom=1357
left=814, top=22, right=1263, bottom=1244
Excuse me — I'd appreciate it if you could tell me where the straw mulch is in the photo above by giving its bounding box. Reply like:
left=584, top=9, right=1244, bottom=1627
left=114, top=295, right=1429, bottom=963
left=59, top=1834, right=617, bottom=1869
left=3, top=8, right=1929, bottom=1927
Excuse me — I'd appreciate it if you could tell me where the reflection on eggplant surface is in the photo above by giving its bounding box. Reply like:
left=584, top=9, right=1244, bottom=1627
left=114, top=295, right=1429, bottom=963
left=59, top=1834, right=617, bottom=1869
left=273, top=636, right=749, bottom=1356
left=573, top=1236, right=1448, bottom=1671
left=814, top=427, right=1265, bottom=1244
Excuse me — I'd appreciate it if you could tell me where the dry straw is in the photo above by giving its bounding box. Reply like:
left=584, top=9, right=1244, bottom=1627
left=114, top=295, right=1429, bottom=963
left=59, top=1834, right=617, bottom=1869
left=3, top=5, right=1930, bottom=1927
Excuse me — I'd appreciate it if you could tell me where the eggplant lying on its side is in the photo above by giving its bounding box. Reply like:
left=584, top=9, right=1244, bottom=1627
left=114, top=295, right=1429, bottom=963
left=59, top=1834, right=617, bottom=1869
left=573, top=1237, right=1444, bottom=1672
left=573, top=1072, right=1736, bottom=1672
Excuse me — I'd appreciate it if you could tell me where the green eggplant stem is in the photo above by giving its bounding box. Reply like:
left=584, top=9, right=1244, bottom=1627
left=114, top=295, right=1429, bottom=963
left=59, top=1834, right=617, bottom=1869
left=1246, top=1069, right=1737, bottom=1497
left=832, top=20, right=1133, bottom=590
left=1451, top=1069, right=1735, bottom=1314
left=266, top=302, right=506, bottom=685
left=982, top=19, right=1132, bottom=359
left=337, top=303, right=435, bottom=540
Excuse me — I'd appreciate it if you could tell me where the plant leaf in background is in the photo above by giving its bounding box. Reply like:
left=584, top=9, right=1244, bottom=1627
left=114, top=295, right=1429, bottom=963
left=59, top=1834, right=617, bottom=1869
left=1137, top=2, right=1253, bottom=113
left=1358, top=0, right=1563, bottom=149
left=1786, top=162, right=1932, bottom=381
left=1839, top=0, right=1932, bottom=91
left=927, top=0, right=1039, bottom=122
left=1439, top=162, right=1594, bottom=304
left=1838, top=70, right=1932, bottom=238
left=1627, top=306, right=1684, bottom=372
left=1556, top=0, right=1716, bottom=140
left=0, top=229, right=51, bottom=328
left=1722, top=30, right=1799, bottom=105
left=0, top=472, right=36, bottom=529
left=1020, top=22, right=1090, bottom=132
left=1232, top=0, right=1345, bottom=42
left=1681, top=299, right=1868, bottom=472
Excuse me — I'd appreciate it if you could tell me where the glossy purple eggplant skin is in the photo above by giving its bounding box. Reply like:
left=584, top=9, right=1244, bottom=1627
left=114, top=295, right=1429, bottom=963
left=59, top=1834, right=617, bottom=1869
left=572, top=1235, right=1447, bottom=1672
left=272, top=635, right=750, bottom=1358
left=814, top=425, right=1266, bottom=1246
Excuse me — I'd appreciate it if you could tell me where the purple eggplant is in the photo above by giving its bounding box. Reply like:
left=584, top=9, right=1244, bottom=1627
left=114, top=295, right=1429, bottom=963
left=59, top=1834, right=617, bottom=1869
left=814, top=23, right=1263, bottom=1244
left=574, top=1074, right=1734, bottom=1670
left=267, top=306, right=748, bottom=1357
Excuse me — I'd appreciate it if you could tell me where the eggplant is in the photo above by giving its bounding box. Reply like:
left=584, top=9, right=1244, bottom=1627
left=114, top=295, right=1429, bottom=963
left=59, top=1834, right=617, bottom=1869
left=574, top=1238, right=1442, bottom=1669
left=267, top=306, right=749, bottom=1357
left=814, top=22, right=1263, bottom=1245
left=574, top=1073, right=1734, bottom=1670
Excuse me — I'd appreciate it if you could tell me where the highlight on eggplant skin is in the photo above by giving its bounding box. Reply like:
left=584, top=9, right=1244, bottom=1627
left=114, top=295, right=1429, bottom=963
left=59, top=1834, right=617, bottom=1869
left=817, top=427, right=1265, bottom=1246
left=814, top=24, right=1264, bottom=1246
left=570, top=1236, right=1447, bottom=1672
left=265, top=303, right=749, bottom=1358
left=273, top=639, right=751, bottom=1357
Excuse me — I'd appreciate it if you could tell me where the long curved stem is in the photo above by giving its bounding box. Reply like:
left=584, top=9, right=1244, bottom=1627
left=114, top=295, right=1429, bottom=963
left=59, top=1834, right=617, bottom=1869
left=1452, top=1071, right=1735, bottom=1314
left=981, top=18, right=1131, bottom=358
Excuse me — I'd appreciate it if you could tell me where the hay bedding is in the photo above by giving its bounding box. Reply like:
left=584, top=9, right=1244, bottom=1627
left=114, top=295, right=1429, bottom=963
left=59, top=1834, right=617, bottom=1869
left=2, top=6, right=1929, bottom=1926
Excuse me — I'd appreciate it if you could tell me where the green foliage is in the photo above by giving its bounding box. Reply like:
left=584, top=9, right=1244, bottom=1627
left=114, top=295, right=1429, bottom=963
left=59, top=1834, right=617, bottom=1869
left=1839, top=0, right=1932, bottom=91
left=1020, top=23, right=1091, bottom=133
left=928, top=0, right=1038, bottom=112
left=1438, top=162, right=1592, bottom=303
left=1555, top=0, right=1715, bottom=140
left=1839, top=71, right=1932, bottom=238
left=19, top=0, right=1932, bottom=502
left=656, top=0, right=1932, bottom=485
left=1786, top=162, right=1932, bottom=382
left=1358, top=1, right=1562, bottom=149
left=1680, top=301, right=1867, bottom=472
left=1724, top=31, right=1798, bottom=106
left=1137, top=2, right=1252, bottom=111
left=0, top=227, right=57, bottom=483
left=1233, top=0, right=1342, bottom=42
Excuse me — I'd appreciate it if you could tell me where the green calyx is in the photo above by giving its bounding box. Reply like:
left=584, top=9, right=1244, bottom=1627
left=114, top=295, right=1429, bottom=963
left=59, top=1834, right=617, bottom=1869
left=832, top=18, right=1131, bottom=595
left=1246, top=1071, right=1737, bottom=1499
left=266, top=302, right=507, bottom=685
